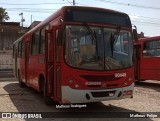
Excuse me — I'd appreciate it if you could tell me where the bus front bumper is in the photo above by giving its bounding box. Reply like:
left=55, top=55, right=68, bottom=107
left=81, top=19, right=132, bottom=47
left=61, top=83, right=134, bottom=104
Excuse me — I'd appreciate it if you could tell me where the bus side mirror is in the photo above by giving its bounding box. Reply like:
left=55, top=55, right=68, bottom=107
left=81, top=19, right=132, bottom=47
left=133, top=29, right=138, bottom=42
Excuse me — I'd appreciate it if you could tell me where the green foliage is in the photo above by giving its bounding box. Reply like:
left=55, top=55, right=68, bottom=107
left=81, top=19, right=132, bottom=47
left=0, top=7, right=10, bottom=22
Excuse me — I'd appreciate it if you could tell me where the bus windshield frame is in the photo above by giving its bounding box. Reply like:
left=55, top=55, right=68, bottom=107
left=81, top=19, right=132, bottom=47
left=64, top=8, right=131, bottom=27
left=64, top=24, right=133, bottom=71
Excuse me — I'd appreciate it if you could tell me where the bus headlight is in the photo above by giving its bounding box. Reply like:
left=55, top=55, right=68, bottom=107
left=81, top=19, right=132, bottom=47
left=68, top=79, right=80, bottom=88
left=69, top=80, right=74, bottom=84
left=75, top=84, right=79, bottom=88
left=123, top=77, right=133, bottom=86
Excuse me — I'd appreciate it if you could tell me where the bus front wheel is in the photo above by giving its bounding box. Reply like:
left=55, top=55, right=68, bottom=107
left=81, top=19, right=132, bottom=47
left=43, top=81, right=53, bottom=105
left=18, top=70, right=26, bottom=88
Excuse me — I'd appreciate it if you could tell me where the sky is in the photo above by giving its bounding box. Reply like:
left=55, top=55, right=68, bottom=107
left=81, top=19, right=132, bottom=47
left=1, top=0, right=160, bottom=37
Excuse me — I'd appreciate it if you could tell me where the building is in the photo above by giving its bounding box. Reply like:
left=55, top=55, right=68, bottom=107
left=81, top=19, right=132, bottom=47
left=29, top=21, right=41, bottom=29
left=0, top=22, right=28, bottom=70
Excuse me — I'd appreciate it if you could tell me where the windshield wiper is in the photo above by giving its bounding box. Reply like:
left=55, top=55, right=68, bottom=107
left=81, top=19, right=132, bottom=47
left=83, top=23, right=97, bottom=44
left=83, top=23, right=98, bottom=57
left=110, top=26, right=121, bottom=56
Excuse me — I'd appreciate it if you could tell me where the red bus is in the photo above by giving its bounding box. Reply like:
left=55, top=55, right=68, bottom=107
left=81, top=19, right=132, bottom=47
left=13, top=6, right=135, bottom=104
left=134, top=36, right=160, bottom=81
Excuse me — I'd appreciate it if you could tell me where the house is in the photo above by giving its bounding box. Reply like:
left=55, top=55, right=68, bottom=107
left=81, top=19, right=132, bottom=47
left=0, top=22, right=28, bottom=70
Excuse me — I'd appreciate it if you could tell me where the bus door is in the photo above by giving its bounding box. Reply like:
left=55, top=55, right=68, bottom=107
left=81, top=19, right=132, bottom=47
left=139, top=40, right=160, bottom=81
left=45, top=26, right=61, bottom=100
left=134, top=44, right=141, bottom=80
left=14, top=47, right=18, bottom=78
left=25, top=41, right=30, bottom=85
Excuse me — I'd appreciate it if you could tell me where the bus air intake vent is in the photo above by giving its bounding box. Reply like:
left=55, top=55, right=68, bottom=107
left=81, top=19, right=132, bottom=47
left=91, top=91, right=115, bottom=98
left=80, top=75, right=120, bottom=82
left=87, top=84, right=118, bottom=88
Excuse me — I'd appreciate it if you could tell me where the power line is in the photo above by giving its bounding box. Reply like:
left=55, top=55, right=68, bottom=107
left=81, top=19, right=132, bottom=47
left=6, top=7, right=160, bottom=22
left=66, top=0, right=73, bottom=5
left=129, top=14, right=160, bottom=21
left=0, top=2, right=67, bottom=5
left=76, top=2, right=89, bottom=6
left=32, top=15, right=46, bottom=19
left=95, top=0, right=160, bottom=10
left=7, top=9, right=56, bottom=13
left=6, top=8, right=58, bottom=10
left=69, top=1, right=160, bottom=21
left=6, top=8, right=58, bottom=13
left=7, top=8, right=160, bottom=20
left=132, top=20, right=160, bottom=27
left=4, top=3, right=160, bottom=26
left=0, top=1, right=85, bottom=7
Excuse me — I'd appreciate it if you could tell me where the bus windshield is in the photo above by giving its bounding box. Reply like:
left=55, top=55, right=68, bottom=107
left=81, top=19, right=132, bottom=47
left=65, top=25, right=133, bottom=70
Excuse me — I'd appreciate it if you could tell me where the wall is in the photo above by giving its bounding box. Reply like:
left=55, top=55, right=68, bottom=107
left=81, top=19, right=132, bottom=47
left=0, top=22, right=28, bottom=70
left=0, top=50, right=12, bottom=70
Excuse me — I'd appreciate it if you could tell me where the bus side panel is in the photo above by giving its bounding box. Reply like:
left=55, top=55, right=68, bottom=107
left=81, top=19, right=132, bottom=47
left=139, top=58, right=160, bottom=81
left=139, top=38, right=160, bottom=81
left=19, top=57, right=25, bottom=83
left=27, top=54, right=45, bottom=91
left=27, top=55, right=39, bottom=90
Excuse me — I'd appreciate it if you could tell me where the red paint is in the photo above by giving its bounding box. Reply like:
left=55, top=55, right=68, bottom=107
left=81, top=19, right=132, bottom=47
left=13, top=6, right=134, bottom=104
left=134, top=36, right=160, bottom=81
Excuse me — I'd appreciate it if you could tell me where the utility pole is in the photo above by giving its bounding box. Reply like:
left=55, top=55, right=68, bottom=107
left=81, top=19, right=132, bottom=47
left=73, top=0, right=75, bottom=5
left=19, top=12, right=25, bottom=27
left=63, top=0, right=75, bottom=5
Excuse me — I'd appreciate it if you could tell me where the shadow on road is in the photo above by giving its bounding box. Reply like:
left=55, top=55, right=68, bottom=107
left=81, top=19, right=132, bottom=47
left=135, top=80, right=160, bottom=92
left=3, top=82, right=154, bottom=121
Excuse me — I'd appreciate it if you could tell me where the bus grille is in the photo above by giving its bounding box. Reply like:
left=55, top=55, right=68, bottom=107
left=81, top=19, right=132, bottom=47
left=91, top=91, right=115, bottom=98
left=87, top=84, right=118, bottom=88
left=80, top=75, right=120, bottom=82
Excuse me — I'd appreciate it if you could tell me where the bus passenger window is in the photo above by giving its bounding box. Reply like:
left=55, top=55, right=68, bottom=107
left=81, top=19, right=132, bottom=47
left=143, top=40, right=160, bottom=57
left=40, top=28, right=45, bottom=54
left=22, top=41, right=24, bottom=57
left=31, top=31, right=40, bottom=55
left=18, top=41, right=22, bottom=57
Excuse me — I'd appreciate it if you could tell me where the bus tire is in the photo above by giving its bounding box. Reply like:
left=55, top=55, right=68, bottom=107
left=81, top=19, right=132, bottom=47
left=43, top=81, right=53, bottom=105
left=18, top=70, right=26, bottom=88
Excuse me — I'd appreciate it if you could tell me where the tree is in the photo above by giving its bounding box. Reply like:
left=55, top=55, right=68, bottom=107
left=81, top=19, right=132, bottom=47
left=0, top=7, right=10, bottom=22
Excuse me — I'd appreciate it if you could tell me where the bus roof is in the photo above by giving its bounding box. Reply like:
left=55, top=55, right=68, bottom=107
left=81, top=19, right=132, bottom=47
left=138, top=36, right=160, bottom=43
left=26, top=6, right=131, bottom=34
